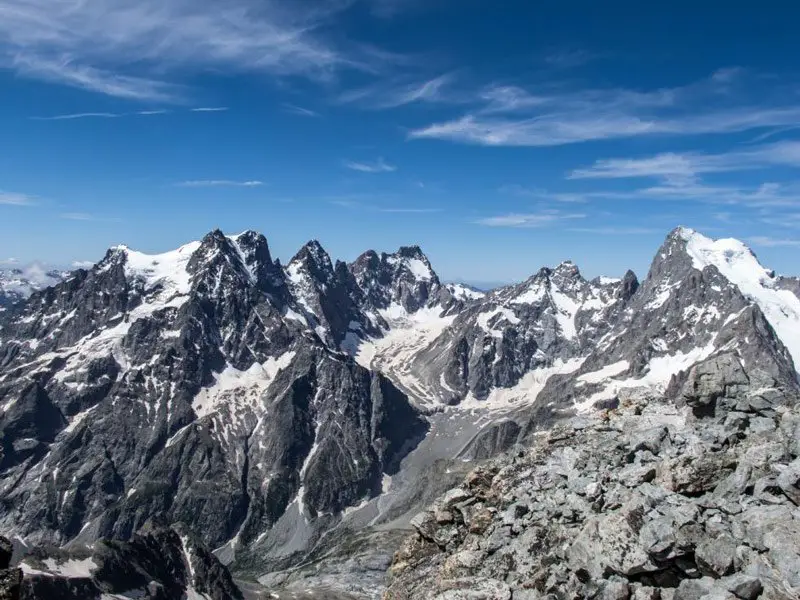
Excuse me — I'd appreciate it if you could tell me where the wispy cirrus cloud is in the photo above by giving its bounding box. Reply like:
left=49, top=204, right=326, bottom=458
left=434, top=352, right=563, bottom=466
left=749, top=236, right=800, bottom=247
left=283, top=104, right=320, bottom=117
left=190, top=107, right=229, bottom=113
left=30, top=112, right=120, bottom=121
left=330, top=197, right=439, bottom=213
left=377, top=207, right=441, bottom=213
left=499, top=184, right=607, bottom=203
left=338, top=73, right=456, bottom=109
left=11, top=53, right=184, bottom=102
left=543, top=48, right=601, bottom=69
left=408, top=70, right=800, bottom=147
left=31, top=108, right=220, bottom=120
left=60, top=212, right=121, bottom=222
left=476, top=210, right=586, bottom=228
left=0, top=191, right=36, bottom=206
left=343, top=157, right=397, bottom=173
left=569, top=226, right=660, bottom=235
left=569, top=141, right=800, bottom=180
left=0, top=0, right=397, bottom=102
left=176, top=180, right=264, bottom=188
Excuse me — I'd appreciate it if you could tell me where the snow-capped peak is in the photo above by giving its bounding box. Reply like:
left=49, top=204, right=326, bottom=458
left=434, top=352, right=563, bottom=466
left=678, top=228, right=800, bottom=370
left=384, top=247, right=436, bottom=283
left=289, top=240, right=334, bottom=276
left=446, top=283, right=485, bottom=302
left=597, top=276, right=622, bottom=286
left=554, top=259, right=579, bottom=274
left=682, top=230, right=770, bottom=280
left=112, top=241, right=202, bottom=295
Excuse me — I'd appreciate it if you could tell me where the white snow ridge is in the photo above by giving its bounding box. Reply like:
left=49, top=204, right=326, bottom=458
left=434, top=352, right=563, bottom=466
left=680, top=227, right=800, bottom=369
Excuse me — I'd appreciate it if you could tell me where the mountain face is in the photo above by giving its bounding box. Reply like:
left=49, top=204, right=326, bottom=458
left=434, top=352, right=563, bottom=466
left=520, top=228, right=800, bottom=425
left=2, top=226, right=800, bottom=598
left=398, top=261, right=639, bottom=405
left=0, top=231, right=426, bottom=557
left=350, top=245, right=442, bottom=314
left=5, top=524, right=241, bottom=600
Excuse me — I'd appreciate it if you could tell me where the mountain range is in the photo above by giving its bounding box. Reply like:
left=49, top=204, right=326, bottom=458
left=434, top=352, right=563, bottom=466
left=1, top=226, right=800, bottom=599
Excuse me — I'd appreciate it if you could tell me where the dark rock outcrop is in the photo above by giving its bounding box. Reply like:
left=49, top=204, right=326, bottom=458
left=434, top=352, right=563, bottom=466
left=14, top=524, right=241, bottom=599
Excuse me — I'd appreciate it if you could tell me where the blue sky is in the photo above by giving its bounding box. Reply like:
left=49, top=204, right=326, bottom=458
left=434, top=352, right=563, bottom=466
left=2, top=0, right=800, bottom=286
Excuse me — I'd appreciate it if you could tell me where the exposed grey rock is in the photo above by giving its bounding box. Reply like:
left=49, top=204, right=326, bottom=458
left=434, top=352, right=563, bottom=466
left=16, top=524, right=241, bottom=599
left=719, top=574, right=762, bottom=600
left=385, top=388, right=800, bottom=599
left=776, top=458, right=800, bottom=505
left=695, top=534, right=737, bottom=577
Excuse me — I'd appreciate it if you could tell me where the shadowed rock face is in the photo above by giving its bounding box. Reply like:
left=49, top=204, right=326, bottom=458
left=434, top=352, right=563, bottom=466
left=10, top=525, right=241, bottom=600
left=0, top=535, right=21, bottom=600
left=2, top=226, right=800, bottom=598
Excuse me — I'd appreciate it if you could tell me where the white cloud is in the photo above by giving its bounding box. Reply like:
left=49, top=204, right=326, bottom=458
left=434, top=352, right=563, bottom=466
left=0, top=257, right=19, bottom=265
left=60, top=212, right=120, bottom=222
left=31, top=112, right=120, bottom=121
left=343, top=158, right=397, bottom=173
left=499, top=185, right=603, bottom=203
left=408, top=72, right=800, bottom=147
left=570, top=152, right=705, bottom=181
left=569, top=227, right=660, bottom=235
left=331, top=198, right=437, bottom=212
left=569, top=141, right=800, bottom=180
left=749, top=236, right=800, bottom=247
left=338, top=73, right=455, bottom=109
left=0, top=191, right=36, bottom=206
left=284, top=104, right=320, bottom=117
left=476, top=211, right=586, bottom=228
left=177, top=180, right=264, bottom=187
left=32, top=108, right=219, bottom=120
left=410, top=113, right=660, bottom=146
left=12, top=54, right=184, bottom=102
left=190, top=107, right=229, bottom=112
left=378, top=207, right=441, bottom=213
left=72, top=260, right=96, bottom=268
left=0, top=0, right=393, bottom=101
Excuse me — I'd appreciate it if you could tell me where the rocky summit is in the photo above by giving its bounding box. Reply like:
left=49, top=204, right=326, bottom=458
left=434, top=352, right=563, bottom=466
left=1, top=226, right=800, bottom=599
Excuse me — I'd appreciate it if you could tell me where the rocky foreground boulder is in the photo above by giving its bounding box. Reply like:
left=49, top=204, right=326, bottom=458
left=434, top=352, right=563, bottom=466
left=384, top=384, right=800, bottom=599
